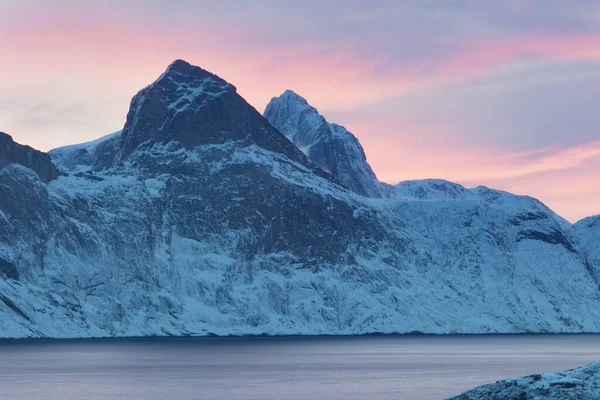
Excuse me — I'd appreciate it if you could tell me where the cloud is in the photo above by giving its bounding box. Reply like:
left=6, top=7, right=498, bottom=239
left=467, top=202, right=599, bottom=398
left=332, top=59, right=600, bottom=152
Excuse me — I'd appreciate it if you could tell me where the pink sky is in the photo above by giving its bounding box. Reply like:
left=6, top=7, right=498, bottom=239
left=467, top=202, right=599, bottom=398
left=1, top=1, right=599, bottom=222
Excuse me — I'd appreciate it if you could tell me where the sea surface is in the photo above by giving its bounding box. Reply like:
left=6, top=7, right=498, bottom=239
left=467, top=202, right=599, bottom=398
left=0, top=334, right=599, bottom=400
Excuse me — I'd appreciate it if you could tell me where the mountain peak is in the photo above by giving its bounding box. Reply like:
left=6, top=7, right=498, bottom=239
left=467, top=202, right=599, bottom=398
left=114, top=61, right=327, bottom=178
left=159, top=59, right=232, bottom=90
left=278, top=89, right=309, bottom=104
left=264, top=91, right=386, bottom=198
left=165, top=59, right=196, bottom=73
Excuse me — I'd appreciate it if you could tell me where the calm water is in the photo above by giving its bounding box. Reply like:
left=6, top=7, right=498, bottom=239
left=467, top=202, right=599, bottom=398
left=0, top=335, right=599, bottom=400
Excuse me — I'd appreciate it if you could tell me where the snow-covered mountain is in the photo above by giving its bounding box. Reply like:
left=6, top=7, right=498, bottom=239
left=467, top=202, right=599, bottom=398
left=0, top=59, right=599, bottom=338
left=264, top=90, right=388, bottom=198
left=447, top=362, right=600, bottom=400
left=573, top=215, right=600, bottom=288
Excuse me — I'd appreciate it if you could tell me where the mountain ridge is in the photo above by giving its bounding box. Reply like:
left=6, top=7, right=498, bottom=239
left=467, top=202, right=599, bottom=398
left=264, top=90, right=389, bottom=198
left=0, top=131, right=60, bottom=183
left=0, top=59, right=599, bottom=338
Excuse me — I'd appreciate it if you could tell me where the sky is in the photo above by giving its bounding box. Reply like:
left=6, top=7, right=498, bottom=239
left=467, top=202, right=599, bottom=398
left=1, top=0, right=599, bottom=222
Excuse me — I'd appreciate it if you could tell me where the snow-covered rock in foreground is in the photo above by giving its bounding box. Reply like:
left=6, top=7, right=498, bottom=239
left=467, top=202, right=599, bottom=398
left=447, top=362, right=600, bottom=400
left=264, top=90, right=388, bottom=198
left=0, top=59, right=600, bottom=338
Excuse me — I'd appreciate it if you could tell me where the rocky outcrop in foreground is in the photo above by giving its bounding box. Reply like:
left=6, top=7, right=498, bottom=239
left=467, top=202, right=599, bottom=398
left=448, top=362, right=600, bottom=400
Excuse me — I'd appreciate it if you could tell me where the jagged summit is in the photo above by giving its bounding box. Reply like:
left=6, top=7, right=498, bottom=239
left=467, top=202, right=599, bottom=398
left=114, top=60, right=324, bottom=179
left=265, top=90, right=331, bottom=145
left=162, top=59, right=233, bottom=88
left=278, top=89, right=310, bottom=106
left=264, top=90, right=386, bottom=198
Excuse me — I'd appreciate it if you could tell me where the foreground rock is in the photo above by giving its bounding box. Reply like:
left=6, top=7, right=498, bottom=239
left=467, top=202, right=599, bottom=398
left=448, top=362, right=600, bottom=400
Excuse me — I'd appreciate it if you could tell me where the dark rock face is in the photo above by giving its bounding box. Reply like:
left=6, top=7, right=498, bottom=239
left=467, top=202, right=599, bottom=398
left=0, top=132, right=60, bottom=183
left=117, top=61, right=328, bottom=182
left=519, top=229, right=576, bottom=253
left=110, top=61, right=387, bottom=264
left=0, top=259, right=18, bottom=280
left=264, top=90, right=385, bottom=197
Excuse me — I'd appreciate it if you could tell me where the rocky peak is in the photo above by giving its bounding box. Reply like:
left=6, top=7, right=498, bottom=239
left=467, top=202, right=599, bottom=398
left=0, top=131, right=60, bottom=183
left=264, top=90, right=385, bottom=198
left=115, top=61, right=320, bottom=176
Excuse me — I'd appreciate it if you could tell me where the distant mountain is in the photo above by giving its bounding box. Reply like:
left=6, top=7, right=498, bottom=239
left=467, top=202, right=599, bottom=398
left=0, top=59, right=599, bottom=338
left=264, top=90, right=388, bottom=198
left=448, top=362, right=600, bottom=400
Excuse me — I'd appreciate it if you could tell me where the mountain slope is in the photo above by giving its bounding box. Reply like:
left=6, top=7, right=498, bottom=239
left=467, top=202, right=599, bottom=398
left=264, top=90, right=387, bottom=197
left=573, top=215, right=600, bottom=288
left=48, top=131, right=122, bottom=173
left=0, top=60, right=599, bottom=338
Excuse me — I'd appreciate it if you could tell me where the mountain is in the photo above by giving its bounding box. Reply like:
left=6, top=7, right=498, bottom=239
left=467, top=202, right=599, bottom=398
left=264, top=90, right=388, bottom=197
left=0, top=59, right=599, bottom=338
left=0, top=131, right=60, bottom=183
left=573, top=215, right=600, bottom=288
left=448, top=362, right=600, bottom=400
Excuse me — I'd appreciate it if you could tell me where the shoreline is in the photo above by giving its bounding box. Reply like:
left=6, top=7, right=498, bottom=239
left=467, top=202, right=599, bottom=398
left=2, top=330, right=600, bottom=343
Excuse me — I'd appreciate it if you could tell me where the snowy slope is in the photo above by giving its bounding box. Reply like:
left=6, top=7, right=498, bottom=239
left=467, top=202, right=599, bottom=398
left=0, top=59, right=599, bottom=338
left=573, top=215, right=600, bottom=288
left=447, top=362, right=600, bottom=400
left=48, top=131, right=121, bottom=173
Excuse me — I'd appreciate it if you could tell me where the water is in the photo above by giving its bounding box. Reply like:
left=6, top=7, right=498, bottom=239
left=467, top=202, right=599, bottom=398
left=0, top=335, right=599, bottom=400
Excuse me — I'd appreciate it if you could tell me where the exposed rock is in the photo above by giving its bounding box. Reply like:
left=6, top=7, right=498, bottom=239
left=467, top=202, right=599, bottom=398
left=0, top=131, right=60, bottom=183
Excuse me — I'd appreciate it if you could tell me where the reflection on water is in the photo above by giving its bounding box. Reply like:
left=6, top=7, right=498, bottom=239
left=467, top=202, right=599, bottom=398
left=0, top=334, right=599, bottom=400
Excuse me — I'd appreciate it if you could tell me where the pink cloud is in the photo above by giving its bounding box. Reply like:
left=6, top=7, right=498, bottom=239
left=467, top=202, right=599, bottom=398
left=6, top=5, right=600, bottom=115
left=348, top=114, right=600, bottom=221
left=427, top=34, right=600, bottom=78
left=2, top=5, right=600, bottom=222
